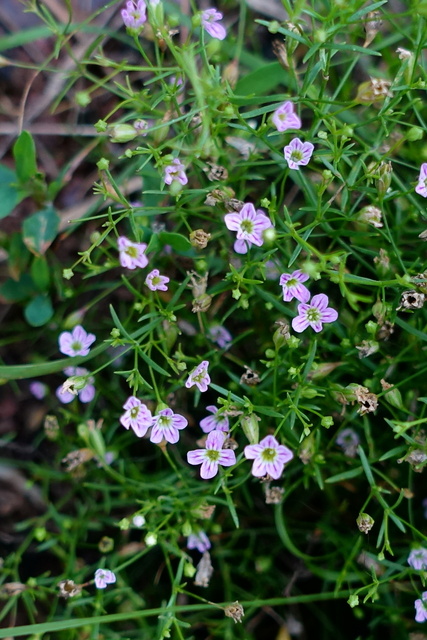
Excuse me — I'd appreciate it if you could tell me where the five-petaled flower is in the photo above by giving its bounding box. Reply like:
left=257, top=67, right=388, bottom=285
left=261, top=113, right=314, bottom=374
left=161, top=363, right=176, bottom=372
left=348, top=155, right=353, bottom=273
left=185, top=361, right=211, bottom=392
left=56, top=367, right=95, bottom=404
left=408, top=548, right=427, bottom=571
left=59, top=325, right=96, bottom=357
left=415, top=592, right=427, bottom=623
left=201, top=9, right=226, bottom=40
left=244, top=435, right=293, bottom=479
left=200, top=405, right=229, bottom=434
left=272, top=101, right=301, bottom=133
left=150, top=408, right=188, bottom=444
left=415, top=163, right=427, bottom=198
left=292, top=294, right=338, bottom=333
left=279, top=270, right=310, bottom=303
left=164, top=159, right=188, bottom=186
left=120, top=396, right=153, bottom=437
left=118, top=236, right=148, bottom=270
left=224, top=202, right=272, bottom=254
left=121, top=0, right=147, bottom=29
left=208, top=324, right=232, bottom=349
left=145, top=269, right=170, bottom=292
left=283, top=138, right=314, bottom=170
left=94, top=568, right=116, bottom=589
left=187, top=430, right=236, bottom=479
left=187, top=531, right=211, bottom=553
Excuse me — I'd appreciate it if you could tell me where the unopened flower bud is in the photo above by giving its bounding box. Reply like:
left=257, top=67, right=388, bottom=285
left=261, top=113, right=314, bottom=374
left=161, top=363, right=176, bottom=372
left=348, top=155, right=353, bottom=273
left=380, top=379, right=403, bottom=409
left=192, top=293, right=212, bottom=313
left=263, top=227, right=276, bottom=244
left=363, top=11, right=382, bottom=48
left=357, top=512, right=374, bottom=534
left=240, top=414, right=260, bottom=445
left=407, top=126, right=423, bottom=142
left=376, top=162, right=392, bottom=196
left=108, top=123, right=139, bottom=143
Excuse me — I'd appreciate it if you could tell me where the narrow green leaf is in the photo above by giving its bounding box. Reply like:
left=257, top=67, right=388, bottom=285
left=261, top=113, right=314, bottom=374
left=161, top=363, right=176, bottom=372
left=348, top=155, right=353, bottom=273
left=0, top=163, right=24, bottom=219
left=395, top=316, right=427, bottom=342
left=358, top=446, right=375, bottom=487
left=325, top=467, right=363, bottom=483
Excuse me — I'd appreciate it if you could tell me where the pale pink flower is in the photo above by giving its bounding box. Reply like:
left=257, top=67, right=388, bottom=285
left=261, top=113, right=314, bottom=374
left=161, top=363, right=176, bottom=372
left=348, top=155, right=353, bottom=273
left=164, top=159, right=188, bottom=186
left=244, top=435, right=293, bottom=480
left=336, top=428, right=359, bottom=458
left=185, top=361, right=210, bottom=392
left=58, top=325, right=96, bottom=357
left=118, top=236, right=148, bottom=270
left=150, top=408, right=188, bottom=444
left=145, top=269, right=170, bottom=291
left=279, top=270, right=310, bottom=303
left=200, top=405, right=229, bottom=434
left=272, top=101, right=301, bottom=132
left=408, top=548, right=427, bottom=571
left=29, top=381, right=47, bottom=399
left=134, top=119, right=148, bottom=135
left=208, top=324, right=232, bottom=349
left=94, top=568, right=116, bottom=589
left=224, top=202, right=272, bottom=254
left=292, top=294, right=338, bottom=333
left=415, top=163, right=427, bottom=198
left=120, top=396, right=153, bottom=437
left=121, top=0, right=146, bottom=29
left=284, top=138, right=314, bottom=170
left=187, top=531, right=211, bottom=553
left=187, top=430, right=236, bottom=479
left=415, top=592, right=427, bottom=623
left=201, top=9, right=226, bottom=40
left=56, top=367, right=95, bottom=404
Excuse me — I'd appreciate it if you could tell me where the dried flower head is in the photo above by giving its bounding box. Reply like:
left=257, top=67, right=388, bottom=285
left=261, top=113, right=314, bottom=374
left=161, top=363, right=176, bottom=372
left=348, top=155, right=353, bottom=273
left=265, top=486, right=285, bottom=504
left=194, top=551, right=214, bottom=587
left=358, top=205, right=383, bottom=228
left=190, top=229, right=212, bottom=249
left=62, top=448, right=94, bottom=472
left=356, top=340, right=379, bottom=358
left=376, top=320, right=394, bottom=341
left=363, top=11, right=383, bottom=48
left=224, top=601, right=245, bottom=623
left=204, top=162, right=228, bottom=182
left=240, top=366, right=260, bottom=386
left=44, top=414, right=60, bottom=441
left=354, top=385, right=378, bottom=415
left=356, top=77, right=392, bottom=103
left=0, top=582, right=27, bottom=597
left=58, top=579, right=82, bottom=599
left=356, top=512, right=374, bottom=534
left=398, top=290, right=425, bottom=310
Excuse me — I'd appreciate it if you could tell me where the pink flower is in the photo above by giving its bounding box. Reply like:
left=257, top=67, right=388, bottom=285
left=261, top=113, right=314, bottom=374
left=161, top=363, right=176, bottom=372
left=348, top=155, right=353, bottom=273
left=121, top=0, right=147, bottom=29
left=150, top=408, right=188, bottom=444
left=336, top=428, right=359, bottom=458
left=145, top=269, right=170, bottom=291
left=415, top=592, right=427, bottom=623
left=224, top=202, right=272, bottom=254
left=279, top=270, right=310, bottom=303
left=244, top=435, right=293, bottom=479
left=415, top=163, right=427, bottom=198
left=187, top=430, right=236, bottom=479
left=120, top=396, right=153, bottom=437
left=208, top=324, right=232, bottom=349
left=200, top=405, right=229, bottom=434
left=94, top=568, right=116, bottom=589
left=118, top=236, right=148, bottom=270
left=56, top=367, right=95, bottom=404
left=408, top=548, right=427, bottom=571
left=201, top=9, right=226, bottom=40
left=59, top=325, right=96, bottom=357
left=134, top=119, right=148, bottom=135
left=185, top=360, right=210, bottom=392
left=284, top=138, right=314, bottom=170
left=29, top=381, right=47, bottom=399
left=187, top=531, right=211, bottom=553
left=272, top=101, right=301, bottom=132
left=164, top=158, right=188, bottom=186
left=292, top=293, right=338, bottom=333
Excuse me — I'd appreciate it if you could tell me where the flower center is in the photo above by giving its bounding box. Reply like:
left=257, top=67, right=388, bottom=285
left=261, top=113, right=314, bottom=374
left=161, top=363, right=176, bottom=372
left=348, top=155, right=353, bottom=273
left=286, top=278, right=298, bottom=288
left=126, top=246, right=138, bottom=258
left=151, top=276, right=161, bottom=286
left=306, top=308, right=321, bottom=323
left=71, top=341, right=82, bottom=351
left=290, top=150, right=303, bottom=162
left=261, top=447, right=277, bottom=462
left=130, top=406, right=140, bottom=419
left=206, top=450, right=220, bottom=461
left=193, top=369, right=206, bottom=383
left=158, top=415, right=172, bottom=428
left=240, top=219, right=254, bottom=234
